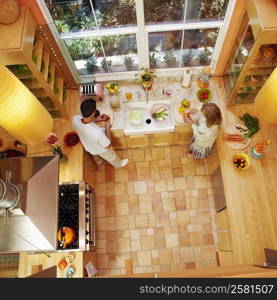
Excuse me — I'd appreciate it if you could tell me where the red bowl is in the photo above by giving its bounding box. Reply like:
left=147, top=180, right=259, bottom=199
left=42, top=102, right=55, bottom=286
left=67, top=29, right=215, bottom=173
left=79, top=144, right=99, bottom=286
left=64, top=132, right=80, bottom=147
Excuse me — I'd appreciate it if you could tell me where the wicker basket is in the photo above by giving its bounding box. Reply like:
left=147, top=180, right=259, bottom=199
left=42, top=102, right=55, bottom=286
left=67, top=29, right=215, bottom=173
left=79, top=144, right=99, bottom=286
left=0, top=0, right=20, bottom=25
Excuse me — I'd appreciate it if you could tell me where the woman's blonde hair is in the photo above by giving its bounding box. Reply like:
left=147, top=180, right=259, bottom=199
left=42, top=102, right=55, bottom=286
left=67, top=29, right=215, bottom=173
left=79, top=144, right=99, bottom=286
left=201, top=103, right=222, bottom=128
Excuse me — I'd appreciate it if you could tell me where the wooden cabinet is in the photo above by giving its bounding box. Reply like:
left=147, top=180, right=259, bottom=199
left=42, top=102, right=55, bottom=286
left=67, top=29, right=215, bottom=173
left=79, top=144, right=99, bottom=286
left=0, top=6, right=69, bottom=119
left=111, top=130, right=127, bottom=148
left=223, top=0, right=277, bottom=105
left=173, top=124, right=192, bottom=145
left=125, top=134, right=150, bottom=148
left=149, top=132, right=174, bottom=146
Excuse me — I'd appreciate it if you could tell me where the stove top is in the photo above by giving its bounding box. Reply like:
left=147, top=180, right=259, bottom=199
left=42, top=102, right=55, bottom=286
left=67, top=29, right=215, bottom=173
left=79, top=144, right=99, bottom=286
left=58, top=183, right=79, bottom=250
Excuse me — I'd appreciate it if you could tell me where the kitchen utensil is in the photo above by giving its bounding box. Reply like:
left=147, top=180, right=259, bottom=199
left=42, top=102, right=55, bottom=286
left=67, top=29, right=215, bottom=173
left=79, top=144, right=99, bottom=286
left=224, top=123, right=251, bottom=150
left=65, top=266, right=75, bottom=278
left=57, top=227, right=76, bottom=249
left=0, top=171, right=20, bottom=224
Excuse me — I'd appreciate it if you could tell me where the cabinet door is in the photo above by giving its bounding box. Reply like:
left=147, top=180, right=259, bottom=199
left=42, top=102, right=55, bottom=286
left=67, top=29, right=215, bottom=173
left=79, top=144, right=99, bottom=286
left=173, top=124, right=192, bottom=145
left=125, top=135, right=149, bottom=148
left=150, top=132, right=174, bottom=146
left=111, top=130, right=127, bottom=148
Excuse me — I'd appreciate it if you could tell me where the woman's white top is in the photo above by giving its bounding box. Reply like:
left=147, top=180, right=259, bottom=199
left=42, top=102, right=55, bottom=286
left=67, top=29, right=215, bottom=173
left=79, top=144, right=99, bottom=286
left=191, top=115, right=219, bottom=149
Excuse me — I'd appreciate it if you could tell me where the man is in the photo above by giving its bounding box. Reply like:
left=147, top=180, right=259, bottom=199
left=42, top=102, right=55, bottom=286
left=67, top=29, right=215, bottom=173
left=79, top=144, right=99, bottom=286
left=72, top=98, right=128, bottom=168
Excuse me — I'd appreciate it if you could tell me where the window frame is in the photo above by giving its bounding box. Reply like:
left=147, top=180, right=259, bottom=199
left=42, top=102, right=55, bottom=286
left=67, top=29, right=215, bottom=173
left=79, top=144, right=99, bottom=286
left=37, top=0, right=237, bottom=84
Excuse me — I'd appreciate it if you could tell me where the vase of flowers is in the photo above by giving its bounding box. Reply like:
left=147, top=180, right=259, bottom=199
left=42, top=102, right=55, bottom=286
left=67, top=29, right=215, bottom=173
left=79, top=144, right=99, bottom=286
left=51, top=145, right=68, bottom=163
left=135, top=68, right=156, bottom=91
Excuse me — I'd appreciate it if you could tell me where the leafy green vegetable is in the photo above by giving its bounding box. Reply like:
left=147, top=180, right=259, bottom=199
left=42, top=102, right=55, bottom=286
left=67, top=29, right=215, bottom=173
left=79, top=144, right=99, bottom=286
left=239, top=113, right=260, bottom=138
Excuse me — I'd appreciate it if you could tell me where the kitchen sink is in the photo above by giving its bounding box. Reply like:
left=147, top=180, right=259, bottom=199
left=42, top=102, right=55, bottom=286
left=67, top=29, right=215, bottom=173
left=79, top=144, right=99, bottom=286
left=123, top=99, right=175, bottom=135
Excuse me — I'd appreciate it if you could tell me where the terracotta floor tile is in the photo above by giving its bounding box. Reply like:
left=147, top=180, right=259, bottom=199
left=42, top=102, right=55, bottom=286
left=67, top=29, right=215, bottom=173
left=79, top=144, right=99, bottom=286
left=128, top=195, right=139, bottom=215
left=173, top=191, right=186, bottom=210
left=129, top=229, right=140, bottom=240
left=148, top=213, right=156, bottom=227
left=106, top=240, right=117, bottom=253
left=96, top=231, right=106, bottom=240
left=159, top=165, right=173, bottom=178
left=180, top=247, right=194, bottom=263
left=127, top=182, right=135, bottom=195
left=179, top=235, right=190, bottom=247
left=176, top=210, right=190, bottom=225
left=116, top=230, right=130, bottom=238
left=150, top=168, right=160, bottom=180
left=161, top=197, right=176, bottom=212
left=201, top=245, right=216, bottom=260
left=114, top=182, right=127, bottom=195
left=139, top=198, right=153, bottom=214
left=158, top=159, right=172, bottom=167
left=137, top=167, right=151, bottom=181
left=95, top=183, right=107, bottom=196
left=137, top=250, right=152, bottom=266
left=114, top=169, right=128, bottom=182
left=169, top=212, right=177, bottom=225
left=106, top=182, right=115, bottom=197
left=115, top=202, right=129, bottom=216
left=156, top=212, right=170, bottom=226
left=159, top=248, right=173, bottom=264
left=155, top=238, right=166, bottom=249
left=106, top=231, right=117, bottom=240
left=198, top=209, right=211, bottom=223
left=170, top=145, right=182, bottom=159
left=117, top=238, right=131, bottom=253
left=194, top=176, right=211, bottom=188
left=173, top=177, right=187, bottom=190
left=189, top=232, right=204, bottom=246
left=147, top=180, right=155, bottom=193
left=134, top=181, right=148, bottom=194
left=172, top=167, right=183, bottom=177
left=96, top=171, right=106, bottom=184
left=96, top=217, right=108, bottom=231
left=182, top=163, right=195, bottom=176
left=132, top=149, right=145, bottom=162
left=141, top=236, right=155, bottom=250
left=128, top=169, right=137, bottom=181
left=172, top=248, right=181, bottom=264
left=164, top=225, right=178, bottom=234
left=107, top=217, right=116, bottom=231
left=135, top=214, right=149, bottom=228
left=203, top=234, right=214, bottom=245
left=154, top=179, right=168, bottom=192
left=188, top=224, right=202, bottom=232
left=185, top=262, right=196, bottom=269
left=154, top=227, right=165, bottom=239
left=144, top=148, right=152, bottom=161
left=131, top=240, right=142, bottom=251
left=152, top=147, right=165, bottom=160
left=165, top=233, right=179, bottom=248
left=127, top=162, right=137, bottom=171
left=96, top=203, right=106, bottom=218
left=97, top=254, right=109, bottom=269
left=160, top=264, right=172, bottom=272
left=115, top=216, right=129, bottom=230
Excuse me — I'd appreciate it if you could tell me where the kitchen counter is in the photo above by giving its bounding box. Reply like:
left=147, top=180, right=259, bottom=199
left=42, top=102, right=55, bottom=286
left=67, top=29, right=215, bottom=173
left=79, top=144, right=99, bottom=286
left=215, top=77, right=277, bottom=265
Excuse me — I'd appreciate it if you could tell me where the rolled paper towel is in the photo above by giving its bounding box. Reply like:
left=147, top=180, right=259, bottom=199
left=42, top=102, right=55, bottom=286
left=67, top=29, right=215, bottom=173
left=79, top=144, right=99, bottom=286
left=182, top=69, right=191, bottom=88
left=95, top=83, right=104, bottom=101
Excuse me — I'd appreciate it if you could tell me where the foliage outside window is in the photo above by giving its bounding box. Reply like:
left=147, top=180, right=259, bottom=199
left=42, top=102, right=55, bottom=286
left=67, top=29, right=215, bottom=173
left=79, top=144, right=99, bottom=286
left=44, top=0, right=230, bottom=77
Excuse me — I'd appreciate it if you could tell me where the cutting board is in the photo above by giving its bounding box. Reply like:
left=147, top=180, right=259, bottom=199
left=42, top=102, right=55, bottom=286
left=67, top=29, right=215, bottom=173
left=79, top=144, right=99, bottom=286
left=173, top=99, right=201, bottom=124
left=224, top=123, right=252, bottom=150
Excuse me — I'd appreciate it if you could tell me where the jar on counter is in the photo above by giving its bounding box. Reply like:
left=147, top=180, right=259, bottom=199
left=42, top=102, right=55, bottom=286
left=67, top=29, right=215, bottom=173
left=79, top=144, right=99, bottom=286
left=109, top=96, right=120, bottom=112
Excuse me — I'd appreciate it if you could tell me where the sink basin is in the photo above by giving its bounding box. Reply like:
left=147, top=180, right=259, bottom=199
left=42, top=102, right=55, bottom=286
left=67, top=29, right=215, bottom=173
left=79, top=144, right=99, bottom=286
left=123, top=99, right=175, bottom=135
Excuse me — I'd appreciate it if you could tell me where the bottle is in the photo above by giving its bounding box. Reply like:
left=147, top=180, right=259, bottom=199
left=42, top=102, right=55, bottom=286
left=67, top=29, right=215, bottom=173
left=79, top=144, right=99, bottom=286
left=181, top=69, right=191, bottom=88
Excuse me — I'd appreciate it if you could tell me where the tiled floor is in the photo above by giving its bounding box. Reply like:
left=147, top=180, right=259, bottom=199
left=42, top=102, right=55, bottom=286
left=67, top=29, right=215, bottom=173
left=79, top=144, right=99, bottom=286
left=94, top=145, right=221, bottom=276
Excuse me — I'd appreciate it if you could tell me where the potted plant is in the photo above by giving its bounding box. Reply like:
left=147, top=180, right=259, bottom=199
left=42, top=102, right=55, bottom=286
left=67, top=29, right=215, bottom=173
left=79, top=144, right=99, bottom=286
left=163, top=51, right=177, bottom=67
left=101, top=58, right=112, bottom=73
left=86, top=56, right=98, bottom=73
left=135, top=68, right=156, bottom=90
left=182, top=51, right=193, bottom=67
left=198, top=48, right=212, bottom=65
left=124, top=56, right=134, bottom=71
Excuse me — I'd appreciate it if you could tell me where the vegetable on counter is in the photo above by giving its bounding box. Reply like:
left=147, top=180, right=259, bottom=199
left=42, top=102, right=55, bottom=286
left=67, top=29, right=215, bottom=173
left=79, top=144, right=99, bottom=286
left=239, top=113, right=260, bottom=138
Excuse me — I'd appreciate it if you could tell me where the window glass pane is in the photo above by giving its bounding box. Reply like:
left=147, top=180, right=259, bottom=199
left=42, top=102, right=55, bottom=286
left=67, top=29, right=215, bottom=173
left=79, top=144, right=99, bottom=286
left=64, top=38, right=103, bottom=75
left=93, top=0, right=137, bottom=28
left=149, top=31, right=182, bottom=68
left=144, top=0, right=185, bottom=25
left=64, top=34, right=138, bottom=75
left=181, top=28, right=219, bottom=67
left=101, top=35, right=139, bottom=72
left=45, top=0, right=96, bottom=33
left=186, top=0, right=229, bottom=22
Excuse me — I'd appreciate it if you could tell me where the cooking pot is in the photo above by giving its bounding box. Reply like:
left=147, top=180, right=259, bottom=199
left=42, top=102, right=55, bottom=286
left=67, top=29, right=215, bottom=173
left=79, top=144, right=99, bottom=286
left=57, top=227, right=76, bottom=249
left=0, top=171, right=20, bottom=224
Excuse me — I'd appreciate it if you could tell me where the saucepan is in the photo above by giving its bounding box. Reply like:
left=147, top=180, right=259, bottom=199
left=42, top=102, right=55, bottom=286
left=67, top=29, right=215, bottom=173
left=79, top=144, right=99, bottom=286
left=57, top=227, right=76, bottom=249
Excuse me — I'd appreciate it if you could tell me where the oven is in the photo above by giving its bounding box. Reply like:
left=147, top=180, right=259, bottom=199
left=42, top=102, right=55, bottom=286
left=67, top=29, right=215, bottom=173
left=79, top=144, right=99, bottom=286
left=57, top=181, right=95, bottom=251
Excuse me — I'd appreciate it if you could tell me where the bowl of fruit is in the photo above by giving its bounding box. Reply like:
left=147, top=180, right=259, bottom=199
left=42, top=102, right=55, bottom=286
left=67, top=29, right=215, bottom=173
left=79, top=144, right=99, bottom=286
left=106, top=82, right=119, bottom=95
left=197, top=88, right=212, bottom=102
left=233, top=152, right=251, bottom=170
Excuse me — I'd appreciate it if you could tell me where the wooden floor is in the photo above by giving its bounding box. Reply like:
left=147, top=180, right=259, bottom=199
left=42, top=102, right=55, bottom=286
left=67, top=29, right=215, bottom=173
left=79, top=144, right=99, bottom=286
left=92, top=145, right=223, bottom=276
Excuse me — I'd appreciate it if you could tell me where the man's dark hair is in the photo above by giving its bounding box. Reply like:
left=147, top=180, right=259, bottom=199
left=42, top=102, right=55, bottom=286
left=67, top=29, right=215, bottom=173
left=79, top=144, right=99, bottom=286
left=80, top=98, right=96, bottom=118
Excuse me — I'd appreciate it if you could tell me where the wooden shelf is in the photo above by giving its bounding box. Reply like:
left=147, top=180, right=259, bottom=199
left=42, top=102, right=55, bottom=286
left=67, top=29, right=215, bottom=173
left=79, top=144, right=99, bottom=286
left=41, top=49, right=50, bottom=82
left=32, top=37, right=43, bottom=72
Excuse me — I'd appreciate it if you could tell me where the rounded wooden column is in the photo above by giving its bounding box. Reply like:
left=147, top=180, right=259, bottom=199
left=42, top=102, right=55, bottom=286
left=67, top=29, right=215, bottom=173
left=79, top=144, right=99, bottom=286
left=255, top=66, right=277, bottom=124
left=0, top=64, right=53, bottom=145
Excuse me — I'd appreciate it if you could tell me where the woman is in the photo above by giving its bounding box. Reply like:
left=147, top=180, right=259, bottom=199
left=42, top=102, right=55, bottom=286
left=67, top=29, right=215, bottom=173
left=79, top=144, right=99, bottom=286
left=185, top=103, right=222, bottom=159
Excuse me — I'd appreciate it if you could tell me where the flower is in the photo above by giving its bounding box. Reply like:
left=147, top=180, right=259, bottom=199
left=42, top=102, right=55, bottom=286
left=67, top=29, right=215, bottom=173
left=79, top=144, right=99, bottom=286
left=135, top=68, right=156, bottom=84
